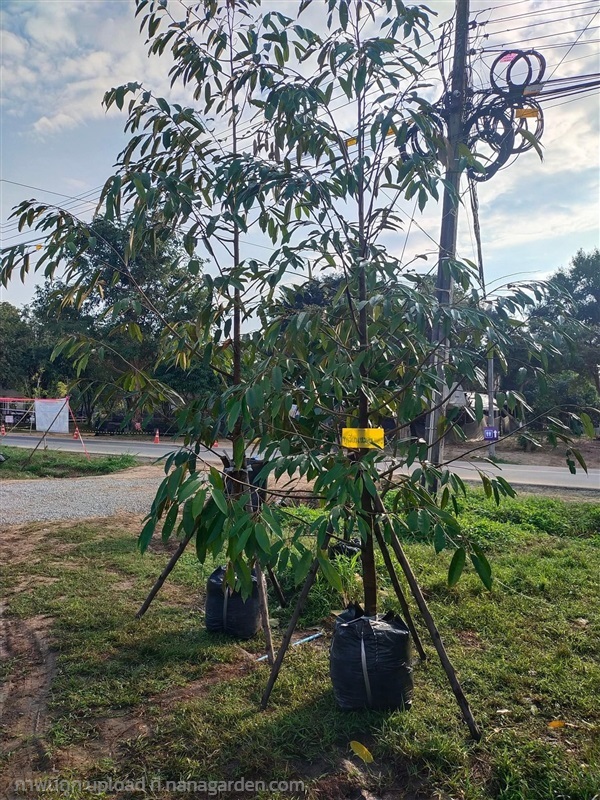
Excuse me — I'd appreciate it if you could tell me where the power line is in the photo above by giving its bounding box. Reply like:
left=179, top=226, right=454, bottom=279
left=546, top=9, right=600, bottom=81
left=475, top=1, right=599, bottom=26
left=1, top=181, right=104, bottom=235
left=548, top=49, right=600, bottom=69
left=1, top=179, right=102, bottom=202
left=479, top=38, right=600, bottom=53
left=470, top=0, right=538, bottom=18
left=475, top=9, right=600, bottom=37
left=477, top=24, right=600, bottom=50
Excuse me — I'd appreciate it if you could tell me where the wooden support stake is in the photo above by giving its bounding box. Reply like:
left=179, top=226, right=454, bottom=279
left=383, top=518, right=481, bottom=740
left=255, top=559, right=275, bottom=666
left=373, top=524, right=427, bottom=662
left=266, top=564, right=287, bottom=608
left=261, top=536, right=329, bottom=709
left=135, top=531, right=194, bottom=619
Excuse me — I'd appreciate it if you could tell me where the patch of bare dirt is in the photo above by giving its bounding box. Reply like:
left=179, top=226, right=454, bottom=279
left=455, top=629, right=485, bottom=650
left=53, top=656, right=260, bottom=772
left=9, top=577, right=59, bottom=596
left=55, top=713, right=152, bottom=772
left=446, top=437, right=600, bottom=469
left=311, top=763, right=436, bottom=800
left=148, top=537, right=181, bottom=556
left=151, top=657, right=258, bottom=709
left=94, top=512, right=146, bottom=535
left=0, top=521, right=82, bottom=564
left=119, top=464, right=164, bottom=480
left=312, top=773, right=362, bottom=800
left=0, top=611, right=56, bottom=796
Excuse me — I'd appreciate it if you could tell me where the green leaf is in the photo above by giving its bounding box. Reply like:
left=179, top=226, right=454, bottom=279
left=569, top=447, right=588, bottom=474
left=212, top=488, right=228, bottom=515
left=167, top=466, right=183, bottom=500
left=474, top=393, right=484, bottom=423
left=580, top=412, right=595, bottom=440
left=227, top=400, right=241, bottom=431
left=433, top=523, right=445, bottom=554
left=261, top=504, right=283, bottom=538
left=294, top=548, right=313, bottom=585
left=181, top=499, right=196, bottom=536
left=254, top=523, right=271, bottom=555
left=481, top=474, right=492, bottom=499
left=178, top=474, right=201, bottom=503
left=355, top=62, right=367, bottom=94
left=470, top=545, right=493, bottom=590
left=272, top=365, right=283, bottom=391
left=448, top=547, right=466, bottom=587
left=191, top=489, right=207, bottom=519
left=317, top=550, right=342, bottom=592
left=236, top=557, right=254, bottom=599
left=138, top=516, right=156, bottom=553
left=161, top=503, right=179, bottom=542
left=339, top=0, right=349, bottom=30
left=233, top=436, right=245, bottom=470
left=209, top=466, right=225, bottom=491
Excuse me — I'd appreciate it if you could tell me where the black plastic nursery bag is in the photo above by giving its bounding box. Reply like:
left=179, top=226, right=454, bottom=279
left=330, top=604, right=413, bottom=711
left=205, top=565, right=261, bottom=640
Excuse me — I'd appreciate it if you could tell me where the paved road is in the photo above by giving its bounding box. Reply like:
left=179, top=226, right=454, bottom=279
left=2, top=432, right=598, bottom=491
left=0, top=432, right=198, bottom=460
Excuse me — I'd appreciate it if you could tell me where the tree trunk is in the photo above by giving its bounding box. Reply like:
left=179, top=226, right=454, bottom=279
left=361, top=492, right=377, bottom=616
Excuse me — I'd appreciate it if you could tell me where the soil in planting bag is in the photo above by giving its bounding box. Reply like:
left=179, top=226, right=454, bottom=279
left=330, top=603, right=413, bottom=711
left=205, top=566, right=260, bottom=639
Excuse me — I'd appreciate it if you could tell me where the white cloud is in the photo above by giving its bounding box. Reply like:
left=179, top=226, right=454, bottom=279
left=1, top=28, right=28, bottom=59
left=1, top=0, right=189, bottom=138
left=33, top=111, right=82, bottom=136
left=1, top=0, right=598, bottom=291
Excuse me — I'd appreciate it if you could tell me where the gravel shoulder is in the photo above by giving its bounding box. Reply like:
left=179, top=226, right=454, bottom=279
left=0, top=465, right=165, bottom=528
left=2, top=462, right=597, bottom=529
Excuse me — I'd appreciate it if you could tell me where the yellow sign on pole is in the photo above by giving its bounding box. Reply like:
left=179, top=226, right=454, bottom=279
left=515, top=108, right=540, bottom=118
left=341, top=428, right=385, bottom=449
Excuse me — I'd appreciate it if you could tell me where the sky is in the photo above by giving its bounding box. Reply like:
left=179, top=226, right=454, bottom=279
left=1, top=0, right=599, bottom=308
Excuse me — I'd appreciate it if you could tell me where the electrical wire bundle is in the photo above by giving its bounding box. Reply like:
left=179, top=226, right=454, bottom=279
left=401, top=47, right=547, bottom=182
left=403, top=1, right=600, bottom=182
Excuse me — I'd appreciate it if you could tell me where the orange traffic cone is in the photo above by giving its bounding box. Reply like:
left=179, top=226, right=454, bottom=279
left=154, top=429, right=160, bottom=444
left=0, top=424, right=5, bottom=436
left=73, top=427, right=80, bottom=440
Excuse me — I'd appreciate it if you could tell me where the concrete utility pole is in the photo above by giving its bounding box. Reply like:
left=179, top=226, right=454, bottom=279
left=487, top=350, right=496, bottom=457
left=426, top=0, right=471, bottom=473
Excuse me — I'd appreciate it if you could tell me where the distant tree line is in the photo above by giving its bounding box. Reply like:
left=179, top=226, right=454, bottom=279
left=0, top=217, right=218, bottom=428
left=1, top=218, right=598, bottom=432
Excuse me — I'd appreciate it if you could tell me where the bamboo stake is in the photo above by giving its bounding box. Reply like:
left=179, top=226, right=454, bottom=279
left=373, top=523, right=427, bottom=661
left=255, top=559, right=275, bottom=666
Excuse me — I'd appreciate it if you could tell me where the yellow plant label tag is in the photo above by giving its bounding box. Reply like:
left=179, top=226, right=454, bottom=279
left=341, top=428, right=384, bottom=449
left=516, top=108, right=539, bottom=118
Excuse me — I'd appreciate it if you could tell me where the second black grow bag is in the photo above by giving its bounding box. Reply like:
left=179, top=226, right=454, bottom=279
left=330, top=604, right=413, bottom=711
left=205, top=566, right=260, bottom=640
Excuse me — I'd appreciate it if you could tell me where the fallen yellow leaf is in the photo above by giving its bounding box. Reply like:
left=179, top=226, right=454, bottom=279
left=548, top=720, right=565, bottom=729
left=350, top=740, right=374, bottom=764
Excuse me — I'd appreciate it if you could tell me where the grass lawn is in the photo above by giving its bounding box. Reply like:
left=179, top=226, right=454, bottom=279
left=0, top=491, right=599, bottom=799
left=0, top=444, right=137, bottom=479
